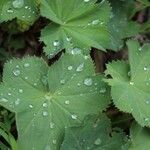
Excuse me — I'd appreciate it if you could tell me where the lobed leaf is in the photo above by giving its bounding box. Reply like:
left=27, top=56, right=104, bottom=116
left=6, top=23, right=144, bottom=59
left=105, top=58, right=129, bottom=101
left=105, top=40, right=150, bottom=127
left=40, top=0, right=111, bottom=57
left=0, top=54, right=110, bottom=150
left=61, top=114, right=127, bottom=150
left=129, top=122, right=150, bottom=150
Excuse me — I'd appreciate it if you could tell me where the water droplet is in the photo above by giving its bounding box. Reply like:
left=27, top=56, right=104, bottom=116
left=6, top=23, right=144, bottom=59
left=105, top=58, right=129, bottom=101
left=19, top=89, right=23, bottom=93
left=71, top=114, right=77, bottom=120
left=129, top=82, right=134, bottom=85
left=52, top=139, right=56, bottom=144
left=66, top=37, right=72, bottom=42
left=42, top=76, right=47, bottom=86
left=1, top=98, right=8, bottom=103
left=53, top=40, right=60, bottom=47
left=29, top=104, right=33, bottom=108
left=24, top=63, right=30, bottom=68
left=25, top=76, right=28, bottom=80
left=84, top=78, right=93, bottom=86
left=60, top=79, right=65, bottom=84
left=43, top=103, right=48, bottom=107
left=100, top=88, right=106, bottom=94
left=144, top=67, right=148, bottom=71
left=144, top=117, right=149, bottom=122
left=128, top=71, right=131, bottom=76
left=76, top=63, right=84, bottom=72
left=91, top=19, right=99, bottom=25
left=67, top=66, right=73, bottom=71
left=139, top=47, right=142, bottom=51
left=15, top=98, right=20, bottom=105
left=34, top=83, right=37, bottom=86
left=65, top=100, right=70, bottom=105
left=43, top=111, right=48, bottom=116
left=8, top=93, right=12, bottom=96
left=7, top=9, right=14, bottom=13
left=13, top=69, right=20, bottom=76
left=50, top=122, right=55, bottom=129
left=145, top=100, right=150, bottom=104
left=77, top=83, right=81, bottom=86
left=94, top=138, right=101, bottom=145
left=12, top=0, right=24, bottom=9
left=71, top=47, right=81, bottom=55
left=84, top=0, right=90, bottom=2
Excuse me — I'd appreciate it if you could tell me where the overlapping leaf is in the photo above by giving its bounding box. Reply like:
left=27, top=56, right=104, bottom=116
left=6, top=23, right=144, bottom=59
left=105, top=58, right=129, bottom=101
left=107, top=0, right=140, bottom=51
left=40, top=0, right=111, bottom=57
left=61, top=114, right=127, bottom=150
left=129, top=123, right=150, bottom=150
left=0, top=0, right=38, bottom=27
left=0, top=54, right=110, bottom=150
left=105, top=40, right=150, bottom=127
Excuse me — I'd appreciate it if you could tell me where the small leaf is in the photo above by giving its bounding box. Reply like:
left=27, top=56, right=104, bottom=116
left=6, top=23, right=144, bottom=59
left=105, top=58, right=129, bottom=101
left=107, top=0, right=140, bottom=51
left=61, top=114, right=127, bottom=150
left=0, top=0, right=38, bottom=28
left=40, top=0, right=111, bottom=57
left=129, top=122, right=150, bottom=150
left=0, top=54, right=110, bottom=150
left=105, top=40, right=150, bottom=127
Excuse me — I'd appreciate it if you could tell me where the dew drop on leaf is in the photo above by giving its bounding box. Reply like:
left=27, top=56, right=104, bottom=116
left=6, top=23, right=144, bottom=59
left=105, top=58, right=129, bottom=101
left=1, top=98, right=8, bottom=103
left=66, top=37, right=72, bottom=42
left=43, top=103, right=48, bottom=107
left=84, top=0, right=90, bottom=2
left=13, top=69, right=21, bottom=76
left=94, top=138, right=101, bottom=145
left=15, top=98, right=20, bottom=106
left=91, top=19, right=99, bottom=25
left=50, top=122, right=55, bottom=129
left=12, top=0, right=24, bottom=9
left=76, top=63, right=84, bottom=72
left=67, top=66, right=73, bottom=71
left=60, top=79, right=65, bottom=84
left=53, top=40, right=60, bottom=47
left=71, top=114, right=78, bottom=120
left=43, top=111, right=48, bottom=116
left=71, top=47, right=81, bottom=55
left=19, top=89, right=23, bottom=93
left=84, top=78, right=93, bottom=86
left=100, top=88, right=106, bottom=94
left=144, top=117, right=149, bottom=122
left=29, top=104, right=33, bottom=108
left=24, top=63, right=30, bottom=68
left=65, top=100, right=70, bottom=105
left=145, top=100, right=150, bottom=104
left=52, top=139, right=56, bottom=144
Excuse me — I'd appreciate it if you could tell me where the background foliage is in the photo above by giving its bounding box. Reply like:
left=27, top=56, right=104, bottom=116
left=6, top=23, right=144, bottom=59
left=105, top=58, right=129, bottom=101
left=0, top=0, right=150, bottom=150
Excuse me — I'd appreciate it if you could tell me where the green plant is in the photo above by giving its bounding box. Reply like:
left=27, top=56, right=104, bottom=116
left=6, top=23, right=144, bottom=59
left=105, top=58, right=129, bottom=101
left=0, top=0, right=150, bottom=150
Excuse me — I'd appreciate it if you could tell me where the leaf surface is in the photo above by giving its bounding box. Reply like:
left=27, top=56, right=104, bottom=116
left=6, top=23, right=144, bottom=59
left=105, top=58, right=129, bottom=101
left=105, top=40, right=150, bottom=126
left=61, top=114, right=127, bottom=150
left=40, top=0, right=111, bottom=57
left=0, top=54, right=110, bottom=150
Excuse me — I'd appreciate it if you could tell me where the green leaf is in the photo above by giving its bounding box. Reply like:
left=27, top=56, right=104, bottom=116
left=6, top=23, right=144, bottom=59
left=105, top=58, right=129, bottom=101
left=61, top=114, right=127, bottom=150
left=105, top=40, right=150, bottom=127
left=0, top=54, right=110, bottom=150
left=107, top=0, right=140, bottom=51
left=129, top=122, right=150, bottom=150
left=0, top=0, right=38, bottom=26
left=137, top=0, right=150, bottom=7
left=40, top=0, right=111, bottom=57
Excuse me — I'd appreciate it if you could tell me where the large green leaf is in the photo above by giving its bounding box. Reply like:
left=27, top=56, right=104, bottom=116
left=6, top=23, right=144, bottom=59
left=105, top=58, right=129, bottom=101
left=40, top=0, right=111, bottom=57
left=0, top=54, right=110, bottom=150
left=105, top=40, right=150, bottom=127
left=61, top=114, right=127, bottom=150
left=0, top=0, right=38, bottom=26
left=107, top=0, right=140, bottom=51
left=129, top=122, right=150, bottom=150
